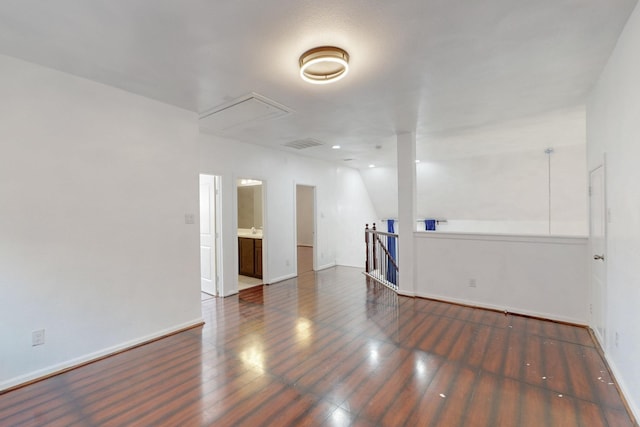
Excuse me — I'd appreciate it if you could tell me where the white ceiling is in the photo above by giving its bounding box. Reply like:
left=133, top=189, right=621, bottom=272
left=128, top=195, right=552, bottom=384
left=0, top=0, right=636, bottom=168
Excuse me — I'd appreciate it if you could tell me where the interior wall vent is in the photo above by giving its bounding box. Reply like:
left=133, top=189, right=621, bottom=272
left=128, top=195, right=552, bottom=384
left=199, top=92, right=292, bottom=132
left=282, top=138, right=324, bottom=150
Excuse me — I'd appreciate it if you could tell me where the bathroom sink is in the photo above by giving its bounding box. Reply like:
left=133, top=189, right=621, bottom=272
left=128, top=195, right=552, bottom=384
left=237, top=228, right=263, bottom=239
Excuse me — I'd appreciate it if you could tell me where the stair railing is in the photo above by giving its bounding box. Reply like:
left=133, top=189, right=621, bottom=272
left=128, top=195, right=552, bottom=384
left=365, top=223, right=398, bottom=290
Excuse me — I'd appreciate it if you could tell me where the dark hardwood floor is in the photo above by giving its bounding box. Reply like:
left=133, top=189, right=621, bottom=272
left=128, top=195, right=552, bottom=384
left=0, top=266, right=636, bottom=426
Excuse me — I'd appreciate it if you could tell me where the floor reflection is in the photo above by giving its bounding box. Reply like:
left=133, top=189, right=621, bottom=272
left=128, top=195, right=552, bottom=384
left=296, top=317, right=313, bottom=347
left=239, top=284, right=264, bottom=304
left=365, top=277, right=400, bottom=342
left=239, top=341, right=265, bottom=375
left=5, top=266, right=633, bottom=426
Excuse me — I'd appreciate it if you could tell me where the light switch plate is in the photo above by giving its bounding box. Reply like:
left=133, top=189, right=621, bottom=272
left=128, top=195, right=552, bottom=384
left=32, top=329, right=45, bottom=346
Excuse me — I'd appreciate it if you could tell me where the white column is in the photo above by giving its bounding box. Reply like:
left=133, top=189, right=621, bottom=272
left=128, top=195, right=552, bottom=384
left=397, top=132, right=416, bottom=296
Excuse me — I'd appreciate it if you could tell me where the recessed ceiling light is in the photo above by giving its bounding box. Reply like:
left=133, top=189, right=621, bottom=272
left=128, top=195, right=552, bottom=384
left=299, top=46, right=349, bottom=85
left=368, top=164, right=375, bottom=168
left=415, top=159, right=421, bottom=163
left=332, top=145, right=341, bottom=149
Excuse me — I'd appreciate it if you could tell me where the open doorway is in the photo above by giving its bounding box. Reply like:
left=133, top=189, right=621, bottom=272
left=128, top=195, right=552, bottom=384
left=237, top=178, right=264, bottom=290
left=296, top=184, right=315, bottom=275
left=199, top=174, right=221, bottom=297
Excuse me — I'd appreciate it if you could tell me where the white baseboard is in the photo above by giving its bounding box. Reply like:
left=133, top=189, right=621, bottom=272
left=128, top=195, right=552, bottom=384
left=397, top=289, right=415, bottom=297
left=221, top=290, right=239, bottom=297
left=414, top=292, right=587, bottom=326
left=316, top=262, right=336, bottom=271
left=0, top=318, right=204, bottom=392
left=270, top=273, right=297, bottom=283
left=336, top=261, right=364, bottom=268
left=601, top=349, right=640, bottom=423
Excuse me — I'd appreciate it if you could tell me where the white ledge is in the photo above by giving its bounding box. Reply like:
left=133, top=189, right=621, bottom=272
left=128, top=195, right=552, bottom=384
left=413, top=231, right=587, bottom=245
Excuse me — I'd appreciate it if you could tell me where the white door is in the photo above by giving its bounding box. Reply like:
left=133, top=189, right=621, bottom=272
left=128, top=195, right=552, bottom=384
left=200, top=175, right=217, bottom=295
left=589, top=165, right=606, bottom=347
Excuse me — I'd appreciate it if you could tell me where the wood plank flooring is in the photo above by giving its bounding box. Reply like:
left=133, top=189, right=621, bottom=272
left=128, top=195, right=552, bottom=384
left=0, top=266, right=636, bottom=426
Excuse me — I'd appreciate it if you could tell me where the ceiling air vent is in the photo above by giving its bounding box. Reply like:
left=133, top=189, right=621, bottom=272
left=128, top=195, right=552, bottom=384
left=282, top=138, right=324, bottom=150
left=199, top=92, right=292, bottom=133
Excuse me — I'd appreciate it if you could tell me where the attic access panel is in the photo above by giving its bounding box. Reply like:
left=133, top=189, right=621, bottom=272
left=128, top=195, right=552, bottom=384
left=199, top=93, right=292, bottom=133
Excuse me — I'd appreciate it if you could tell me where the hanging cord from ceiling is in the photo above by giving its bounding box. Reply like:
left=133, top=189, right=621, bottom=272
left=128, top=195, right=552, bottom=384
left=545, top=148, right=554, bottom=235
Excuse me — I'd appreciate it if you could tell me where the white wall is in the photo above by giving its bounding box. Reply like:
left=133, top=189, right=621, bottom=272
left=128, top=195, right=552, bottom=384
left=360, top=110, right=588, bottom=236
left=587, top=1, right=640, bottom=419
left=0, top=55, right=202, bottom=390
left=360, top=167, right=398, bottom=221
left=199, top=134, right=378, bottom=293
left=416, top=145, right=587, bottom=235
left=413, top=233, right=589, bottom=324
left=335, top=167, right=379, bottom=267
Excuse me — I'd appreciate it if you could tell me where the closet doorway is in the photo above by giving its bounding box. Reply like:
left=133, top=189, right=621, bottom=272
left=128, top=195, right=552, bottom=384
left=296, top=185, right=315, bottom=275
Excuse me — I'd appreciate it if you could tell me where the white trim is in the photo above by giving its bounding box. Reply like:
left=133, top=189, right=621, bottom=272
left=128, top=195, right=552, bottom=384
left=261, top=180, right=268, bottom=283
left=214, top=175, right=223, bottom=296
left=336, top=261, right=364, bottom=268
left=270, top=273, right=297, bottom=283
left=603, top=349, right=640, bottom=423
left=316, top=262, right=336, bottom=271
left=397, top=289, right=415, bottom=297
left=292, top=182, right=298, bottom=275
left=222, top=290, right=239, bottom=297
left=0, top=318, right=204, bottom=392
left=414, top=231, right=588, bottom=245
left=415, top=292, right=587, bottom=325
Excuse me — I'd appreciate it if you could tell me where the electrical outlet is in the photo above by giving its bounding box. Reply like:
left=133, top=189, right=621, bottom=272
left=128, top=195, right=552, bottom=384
left=615, top=332, right=619, bottom=348
left=469, top=279, right=476, bottom=288
left=32, top=329, right=45, bottom=346
left=285, top=259, right=290, bottom=266
left=184, top=213, right=195, bottom=224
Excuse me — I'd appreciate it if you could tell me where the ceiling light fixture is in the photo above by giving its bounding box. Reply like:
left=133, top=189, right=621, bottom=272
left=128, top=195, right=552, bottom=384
left=332, top=145, right=341, bottom=149
left=368, top=164, right=375, bottom=168
left=299, top=46, right=349, bottom=85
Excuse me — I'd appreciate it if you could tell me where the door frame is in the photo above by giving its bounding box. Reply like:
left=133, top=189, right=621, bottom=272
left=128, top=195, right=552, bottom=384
left=293, top=183, right=317, bottom=275
left=589, top=161, right=607, bottom=349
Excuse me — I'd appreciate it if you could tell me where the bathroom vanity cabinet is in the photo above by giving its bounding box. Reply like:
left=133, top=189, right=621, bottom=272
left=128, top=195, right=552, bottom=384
left=238, top=237, right=262, bottom=279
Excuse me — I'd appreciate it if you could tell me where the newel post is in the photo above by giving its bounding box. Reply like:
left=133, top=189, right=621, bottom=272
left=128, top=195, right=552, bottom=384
left=365, top=224, right=370, bottom=273
left=372, top=223, right=377, bottom=271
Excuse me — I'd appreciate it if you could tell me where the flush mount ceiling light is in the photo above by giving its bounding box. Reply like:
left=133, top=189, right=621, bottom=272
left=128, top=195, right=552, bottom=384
left=299, top=46, right=349, bottom=85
